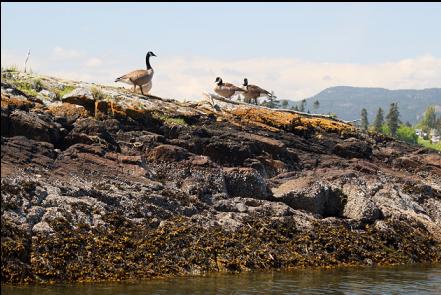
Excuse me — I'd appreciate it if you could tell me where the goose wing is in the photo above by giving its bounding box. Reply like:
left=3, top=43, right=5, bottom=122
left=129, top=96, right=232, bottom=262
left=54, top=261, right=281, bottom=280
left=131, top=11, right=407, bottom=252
left=223, top=82, right=245, bottom=92
left=115, top=69, right=153, bottom=84
left=248, top=84, right=271, bottom=96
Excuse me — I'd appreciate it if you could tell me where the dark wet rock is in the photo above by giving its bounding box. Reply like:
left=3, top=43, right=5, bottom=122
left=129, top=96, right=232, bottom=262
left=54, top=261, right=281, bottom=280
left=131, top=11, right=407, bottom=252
left=1, top=136, right=56, bottom=176
left=147, top=144, right=190, bottom=162
left=63, top=117, right=119, bottom=151
left=4, top=110, right=61, bottom=144
left=333, top=137, right=372, bottom=159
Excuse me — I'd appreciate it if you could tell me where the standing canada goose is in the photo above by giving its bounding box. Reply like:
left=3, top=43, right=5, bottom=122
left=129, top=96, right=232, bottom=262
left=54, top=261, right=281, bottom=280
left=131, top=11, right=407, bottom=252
left=115, top=51, right=156, bottom=95
left=214, top=77, right=244, bottom=99
left=242, top=78, right=274, bottom=105
left=135, top=81, right=152, bottom=95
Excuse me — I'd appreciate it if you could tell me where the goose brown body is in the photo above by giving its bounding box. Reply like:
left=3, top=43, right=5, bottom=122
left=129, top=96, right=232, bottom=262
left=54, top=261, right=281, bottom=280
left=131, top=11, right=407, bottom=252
left=242, top=78, right=273, bottom=104
left=214, top=77, right=244, bottom=98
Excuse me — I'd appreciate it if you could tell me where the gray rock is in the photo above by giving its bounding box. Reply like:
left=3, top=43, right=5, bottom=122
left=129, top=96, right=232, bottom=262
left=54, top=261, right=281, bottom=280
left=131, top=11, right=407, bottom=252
left=62, top=87, right=93, bottom=101
left=213, top=197, right=295, bottom=217
left=223, top=167, right=272, bottom=199
left=32, top=221, right=54, bottom=234
left=342, top=183, right=381, bottom=222
left=272, top=176, right=344, bottom=217
left=26, top=206, right=46, bottom=226
left=38, top=89, right=56, bottom=100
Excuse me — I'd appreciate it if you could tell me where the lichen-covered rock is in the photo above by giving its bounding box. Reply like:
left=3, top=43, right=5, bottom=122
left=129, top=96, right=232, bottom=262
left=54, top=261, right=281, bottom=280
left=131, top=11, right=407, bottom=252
left=48, top=103, right=88, bottom=125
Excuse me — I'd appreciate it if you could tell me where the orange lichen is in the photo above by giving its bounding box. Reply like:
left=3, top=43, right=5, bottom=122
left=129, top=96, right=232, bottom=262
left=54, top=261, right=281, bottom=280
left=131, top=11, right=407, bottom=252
left=1, top=94, right=35, bottom=111
left=47, top=103, right=89, bottom=118
left=229, top=107, right=356, bottom=135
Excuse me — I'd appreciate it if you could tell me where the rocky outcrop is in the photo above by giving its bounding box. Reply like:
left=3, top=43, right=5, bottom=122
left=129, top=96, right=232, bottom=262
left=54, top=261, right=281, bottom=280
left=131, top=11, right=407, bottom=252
left=272, top=176, right=345, bottom=217
left=223, top=167, right=272, bottom=199
left=1, top=71, right=441, bottom=284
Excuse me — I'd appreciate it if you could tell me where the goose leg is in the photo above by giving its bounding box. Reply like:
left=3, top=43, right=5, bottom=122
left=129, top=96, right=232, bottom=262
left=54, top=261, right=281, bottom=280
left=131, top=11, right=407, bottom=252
left=140, top=85, right=145, bottom=96
left=129, top=79, right=136, bottom=93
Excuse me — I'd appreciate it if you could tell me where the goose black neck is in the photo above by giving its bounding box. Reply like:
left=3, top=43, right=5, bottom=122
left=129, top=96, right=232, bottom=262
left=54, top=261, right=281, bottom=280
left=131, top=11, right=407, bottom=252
left=146, top=55, right=152, bottom=70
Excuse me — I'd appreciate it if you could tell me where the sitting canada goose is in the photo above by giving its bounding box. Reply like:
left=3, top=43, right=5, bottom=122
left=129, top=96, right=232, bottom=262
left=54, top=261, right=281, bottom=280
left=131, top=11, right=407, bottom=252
left=214, top=77, right=244, bottom=99
left=242, top=78, right=274, bottom=105
left=115, top=51, right=156, bottom=95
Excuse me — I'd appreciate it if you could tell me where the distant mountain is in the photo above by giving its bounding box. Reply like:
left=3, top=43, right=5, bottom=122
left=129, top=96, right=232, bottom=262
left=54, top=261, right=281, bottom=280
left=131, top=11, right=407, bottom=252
left=299, top=86, right=441, bottom=124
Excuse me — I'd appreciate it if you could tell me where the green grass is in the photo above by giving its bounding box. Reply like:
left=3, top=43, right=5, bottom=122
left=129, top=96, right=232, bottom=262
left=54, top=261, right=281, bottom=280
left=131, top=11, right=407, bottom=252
left=91, top=87, right=110, bottom=101
left=417, top=138, right=441, bottom=151
left=14, top=78, right=45, bottom=97
left=32, top=78, right=44, bottom=92
left=54, top=85, right=76, bottom=100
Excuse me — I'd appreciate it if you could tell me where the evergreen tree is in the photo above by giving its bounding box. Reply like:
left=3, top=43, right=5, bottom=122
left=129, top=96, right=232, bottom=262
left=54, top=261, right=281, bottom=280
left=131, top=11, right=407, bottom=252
left=436, top=116, right=441, bottom=133
left=281, top=99, right=289, bottom=108
left=360, top=108, right=369, bottom=131
left=373, top=107, right=384, bottom=132
left=261, top=96, right=281, bottom=109
left=386, top=102, right=400, bottom=137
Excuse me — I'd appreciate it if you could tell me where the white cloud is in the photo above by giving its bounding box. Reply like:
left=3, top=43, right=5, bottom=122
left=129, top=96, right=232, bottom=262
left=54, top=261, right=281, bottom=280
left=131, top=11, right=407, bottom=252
left=2, top=49, right=441, bottom=101
left=150, top=55, right=441, bottom=100
left=85, top=57, right=102, bottom=67
left=52, top=46, right=82, bottom=60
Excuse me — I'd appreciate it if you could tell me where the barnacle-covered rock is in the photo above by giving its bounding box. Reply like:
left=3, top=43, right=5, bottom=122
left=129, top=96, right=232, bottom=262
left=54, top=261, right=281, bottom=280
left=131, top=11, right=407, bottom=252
left=223, top=167, right=272, bottom=199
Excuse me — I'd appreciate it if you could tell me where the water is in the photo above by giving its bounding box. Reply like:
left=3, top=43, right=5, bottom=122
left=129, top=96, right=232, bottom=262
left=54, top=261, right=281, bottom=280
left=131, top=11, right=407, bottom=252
left=2, top=264, right=441, bottom=295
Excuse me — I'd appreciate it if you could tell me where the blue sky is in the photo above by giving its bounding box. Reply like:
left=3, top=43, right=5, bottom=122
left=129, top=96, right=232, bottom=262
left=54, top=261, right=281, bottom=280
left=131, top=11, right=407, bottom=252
left=2, top=2, right=441, bottom=100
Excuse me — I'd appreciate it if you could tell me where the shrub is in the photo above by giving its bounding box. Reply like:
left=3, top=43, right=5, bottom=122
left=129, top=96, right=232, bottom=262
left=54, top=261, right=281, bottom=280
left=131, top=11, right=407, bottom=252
left=396, top=125, right=418, bottom=144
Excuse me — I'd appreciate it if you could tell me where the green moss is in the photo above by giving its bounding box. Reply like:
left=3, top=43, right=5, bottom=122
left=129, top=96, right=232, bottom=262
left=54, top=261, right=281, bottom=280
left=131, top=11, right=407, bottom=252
left=153, top=112, right=188, bottom=126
